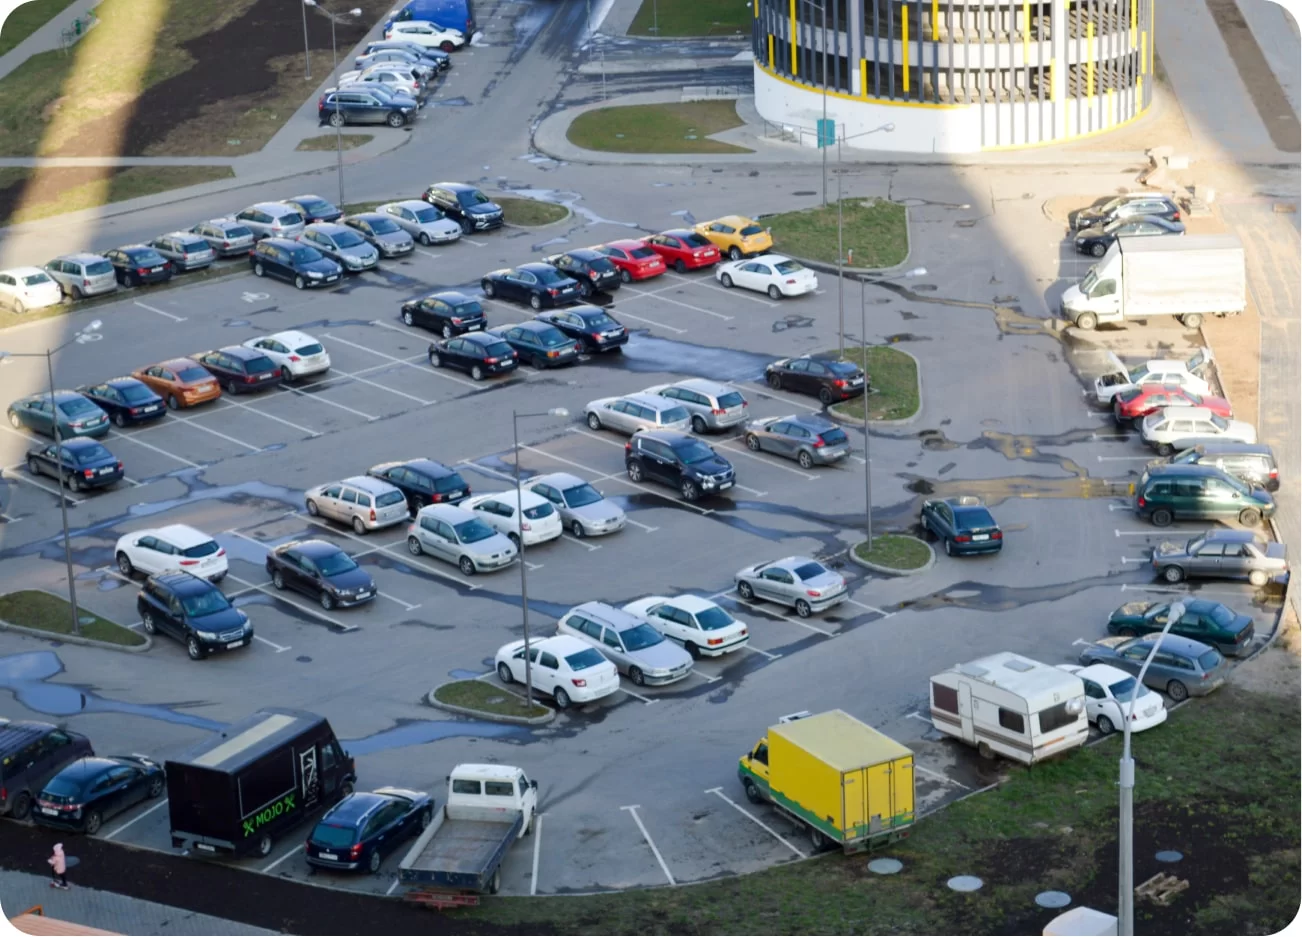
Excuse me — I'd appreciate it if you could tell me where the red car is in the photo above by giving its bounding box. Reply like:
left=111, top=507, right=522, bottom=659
left=642, top=230, right=721, bottom=272
left=1113, top=384, right=1232, bottom=425
left=592, top=240, right=666, bottom=283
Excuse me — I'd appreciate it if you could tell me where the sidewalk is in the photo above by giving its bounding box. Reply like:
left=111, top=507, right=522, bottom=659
left=0, top=1, right=97, bottom=82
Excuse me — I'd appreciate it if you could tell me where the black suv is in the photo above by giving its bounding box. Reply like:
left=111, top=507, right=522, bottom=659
left=319, top=89, right=413, bottom=128
left=194, top=346, right=284, bottom=394
left=266, top=540, right=376, bottom=610
left=137, top=571, right=253, bottom=660
left=422, top=182, right=503, bottom=233
left=542, top=249, right=621, bottom=297
left=368, top=458, right=470, bottom=511
left=0, top=721, right=93, bottom=820
left=400, top=290, right=486, bottom=337
left=535, top=305, right=628, bottom=353
left=624, top=430, right=736, bottom=501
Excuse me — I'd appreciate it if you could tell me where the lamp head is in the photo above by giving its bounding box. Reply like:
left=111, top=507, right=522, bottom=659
left=303, top=0, right=317, bottom=7
left=349, top=6, right=362, bottom=13
left=883, top=122, right=896, bottom=132
left=548, top=408, right=569, bottom=417
left=904, top=267, right=927, bottom=278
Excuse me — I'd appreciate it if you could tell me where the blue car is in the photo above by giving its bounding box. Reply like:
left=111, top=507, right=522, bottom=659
left=26, top=438, right=124, bottom=492
left=250, top=237, right=342, bottom=290
left=33, top=755, right=165, bottom=834
left=8, top=390, right=110, bottom=439
left=920, top=495, right=1003, bottom=556
left=77, top=377, right=166, bottom=427
left=306, top=787, right=434, bottom=873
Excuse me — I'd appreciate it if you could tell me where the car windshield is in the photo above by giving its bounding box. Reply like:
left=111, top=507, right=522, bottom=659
left=181, top=540, right=220, bottom=558
left=298, top=198, right=333, bottom=214
left=1103, top=218, right=1127, bottom=233
left=1127, top=364, right=1150, bottom=382
left=1099, top=196, right=1127, bottom=212
left=413, top=207, right=442, bottom=223
left=829, top=361, right=860, bottom=375
left=316, top=551, right=359, bottom=575
left=1209, top=605, right=1237, bottom=626
left=660, top=406, right=690, bottom=424
left=21, top=272, right=51, bottom=286
left=673, top=440, right=716, bottom=463
left=41, top=775, right=82, bottom=798
left=484, top=341, right=514, bottom=358
left=226, top=225, right=253, bottom=239
left=375, top=490, right=406, bottom=507
left=524, top=503, right=554, bottom=520
left=246, top=356, right=278, bottom=374
left=58, top=398, right=99, bottom=417
left=73, top=444, right=111, bottom=463
left=774, top=260, right=805, bottom=274
left=1080, top=269, right=1100, bottom=294
left=1209, top=414, right=1230, bottom=431
left=819, top=428, right=848, bottom=445
left=181, top=590, right=232, bottom=617
left=119, top=383, right=157, bottom=404
left=1108, top=677, right=1141, bottom=702
left=793, top=561, right=827, bottom=581
left=582, top=312, right=619, bottom=329
left=432, top=473, right=466, bottom=493
left=620, top=623, right=664, bottom=651
left=333, top=230, right=366, bottom=248
left=295, top=342, right=325, bottom=356
left=277, top=212, right=304, bottom=225
left=565, top=648, right=607, bottom=671
left=177, top=366, right=211, bottom=382
left=740, top=224, right=765, bottom=236
left=696, top=606, right=736, bottom=631
left=1115, top=388, right=1143, bottom=403
left=179, top=239, right=209, bottom=252
left=1198, top=649, right=1223, bottom=670
left=458, top=190, right=492, bottom=206
left=588, top=257, right=617, bottom=273
left=290, top=247, right=323, bottom=264
left=84, top=261, right=113, bottom=275
left=681, top=232, right=712, bottom=247
left=717, top=391, right=745, bottom=408
left=454, top=518, right=497, bottom=543
left=629, top=247, right=657, bottom=260
left=311, top=823, right=357, bottom=848
left=1171, top=448, right=1200, bottom=464
left=367, top=217, right=401, bottom=234
left=563, top=484, right=602, bottom=507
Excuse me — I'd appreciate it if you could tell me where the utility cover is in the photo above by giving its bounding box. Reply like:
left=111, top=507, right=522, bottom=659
left=867, top=858, right=903, bottom=875
left=1035, top=891, right=1072, bottom=908
left=947, top=875, right=983, bottom=892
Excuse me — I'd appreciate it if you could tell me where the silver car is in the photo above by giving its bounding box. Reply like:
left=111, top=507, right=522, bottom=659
left=407, top=503, right=517, bottom=575
left=343, top=212, right=415, bottom=258
left=354, top=49, right=434, bottom=79
left=235, top=202, right=307, bottom=240
left=584, top=392, right=691, bottom=436
left=734, top=555, right=847, bottom=617
left=298, top=223, right=378, bottom=273
left=377, top=200, right=461, bottom=246
left=526, top=472, right=626, bottom=538
left=1078, top=633, right=1227, bottom=701
left=1151, top=528, right=1288, bottom=586
left=643, top=379, right=748, bottom=433
left=556, top=601, right=693, bottom=686
left=745, top=413, right=851, bottom=468
left=305, top=476, right=409, bottom=534
left=190, top=218, right=256, bottom=257
left=148, top=232, right=216, bottom=272
left=44, top=253, right=116, bottom=299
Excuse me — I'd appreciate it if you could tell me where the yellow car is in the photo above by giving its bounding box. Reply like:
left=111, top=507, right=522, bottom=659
left=693, top=215, right=773, bottom=260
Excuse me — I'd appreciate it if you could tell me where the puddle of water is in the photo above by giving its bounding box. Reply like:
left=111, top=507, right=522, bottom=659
left=589, top=333, right=772, bottom=383
left=430, top=96, right=471, bottom=107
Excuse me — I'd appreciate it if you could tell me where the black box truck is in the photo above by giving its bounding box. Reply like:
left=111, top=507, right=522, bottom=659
left=166, top=707, right=356, bottom=859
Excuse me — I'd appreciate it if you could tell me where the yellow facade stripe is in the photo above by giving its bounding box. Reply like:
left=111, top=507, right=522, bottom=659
left=861, top=58, right=868, bottom=96
left=932, top=0, right=939, bottom=40
left=756, top=60, right=967, bottom=108
left=1149, top=2, right=1155, bottom=73
left=754, top=0, right=758, bottom=18
left=902, top=4, right=910, bottom=94
left=1141, top=31, right=1147, bottom=74
left=1130, top=0, right=1137, bottom=30
left=769, top=33, right=775, bottom=69
left=790, top=0, right=798, bottom=75
left=1087, top=21, right=1094, bottom=97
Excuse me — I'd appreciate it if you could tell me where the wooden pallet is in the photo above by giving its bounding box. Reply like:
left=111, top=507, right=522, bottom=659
left=1136, top=871, right=1189, bottom=906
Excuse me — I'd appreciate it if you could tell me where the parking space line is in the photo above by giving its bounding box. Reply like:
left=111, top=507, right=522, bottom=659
left=1120, top=556, right=1148, bottom=563
left=457, top=460, right=516, bottom=483
left=108, top=429, right=202, bottom=468
left=133, top=300, right=186, bottom=322
left=1120, top=582, right=1246, bottom=598
left=560, top=534, right=600, bottom=551
left=1114, top=529, right=1156, bottom=537
left=386, top=877, right=402, bottom=896
left=164, top=414, right=263, bottom=452
left=328, top=331, right=480, bottom=391
left=277, top=385, right=377, bottom=421
left=618, top=685, right=656, bottom=704
left=691, top=668, right=720, bottom=683
left=845, top=598, right=889, bottom=616
left=254, top=634, right=292, bottom=652
left=414, top=248, right=441, bottom=260
left=713, top=440, right=820, bottom=480
left=624, top=518, right=659, bottom=533
left=259, top=843, right=305, bottom=874
left=378, top=591, right=421, bottom=611
left=732, top=482, right=767, bottom=497
left=103, top=798, right=169, bottom=840
left=122, top=476, right=144, bottom=488
left=1, top=465, right=84, bottom=504
left=204, top=398, right=320, bottom=438
left=662, top=271, right=778, bottom=307
left=530, top=812, right=543, bottom=895
left=704, top=787, right=805, bottom=857
left=329, top=369, right=435, bottom=405
left=905, top=711, right=932, bottom=724
left=225, top=573, right=361, bottom=632
left=368, top=319, right=431, bottom=342
left=743, top=644, right=781, bottom=661
left=606, top=308, right=688, bottom=335
left=619, top=805, right=675, bottom=885
left=621, top=285, right=734, bottom=320
left=1097, top=455, right=1152, bottom=462
left=461, top=236, right=486, bottom=247
left=746, top=386, right=828, bottom=410
left=301, top=516, right=480, bottom=590
left=711, top=590, right=835, bottom=636
left=1, top=512, right=20, bottom=523
left=519, top=442, right=712, bottom=517
left=914, top=763, right=971, bottom=791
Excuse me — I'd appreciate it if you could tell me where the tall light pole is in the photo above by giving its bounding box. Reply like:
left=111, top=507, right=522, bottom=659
left=512, top=408, right=568, bottom=710
left=832, top=122, right=894, bottom=358
left=304, top=0, right=362, bottom=208
left=0, top=320, right=103, bottom=636
left=301, top=0, right=312, bottom=80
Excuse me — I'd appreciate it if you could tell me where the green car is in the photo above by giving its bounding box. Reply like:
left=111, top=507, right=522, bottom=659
left=1106, top=598, right=1254, bottom=657
left=7, top=390, right=110, bottom=439
left=1134, top=463, right=1275, bottom=527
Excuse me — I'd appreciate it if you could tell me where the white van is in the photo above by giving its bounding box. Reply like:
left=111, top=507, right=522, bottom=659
left=929, top=652, right=1088, bottom=764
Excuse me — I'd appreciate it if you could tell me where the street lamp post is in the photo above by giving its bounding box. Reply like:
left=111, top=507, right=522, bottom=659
left=303, top=0, right=362, bottom=208
left=0, top=320, right=103, bottom=636
left=301, top=0, right=312, bottom=80
left=832, top=122, right=894, bottom=358
left=512, top=408, right=569, bottom=709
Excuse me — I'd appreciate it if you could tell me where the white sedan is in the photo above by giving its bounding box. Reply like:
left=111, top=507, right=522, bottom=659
left=495, top=634, right=620, bottom=709
left=1058, top=664, right=1167, bottom=735
left=462, top=489, right=563, bottom=546
left=621, top=594, right=749, bottom=658
left=114, top=524, right=228, bottom=581
left=0, top=266, right=63, bottom=314
left=242, top=330, right=330, bottom=381
left=715, top=253, right=817, bottom=299
left=386, top=19, right=465, bottom=51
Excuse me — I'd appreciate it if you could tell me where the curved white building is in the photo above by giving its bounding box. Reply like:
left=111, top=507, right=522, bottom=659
left=751, top=0, right=1155, bottom=153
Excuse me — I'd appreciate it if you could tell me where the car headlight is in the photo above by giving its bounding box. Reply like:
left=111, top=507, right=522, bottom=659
left=307, top=271, right=323, bottom=279
left=195, top=630, right=218, bottom=640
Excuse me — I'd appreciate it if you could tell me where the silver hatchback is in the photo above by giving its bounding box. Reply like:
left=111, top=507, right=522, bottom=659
left=377, top=200, right=461, bottom=246
left=643, top=379, right=748, bottom=433
left=305, top=476, right=409, bottom=534
left=526, top=472, right=626, bottom=538
left=149, top=232, right=217, bottom=271
left=298, top=223, right=379, bottom=273
left=44, top=253, right=116, bottom=299
left=407, top=503, right=518, bottom=575
left=557, top=601, right=694, bottom=686
left=235, top=202, right=307, bottom=240
left=584, top=392, right=691, bottom=436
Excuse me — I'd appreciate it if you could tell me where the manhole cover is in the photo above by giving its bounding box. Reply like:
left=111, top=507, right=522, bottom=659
left=1035, top=891, right=1071, bottom=908
left=867, top=858, right=903, bottom=874
left=948, top=875, right=983, bottom=892
left=1156, top=850, right=1183, bottom=862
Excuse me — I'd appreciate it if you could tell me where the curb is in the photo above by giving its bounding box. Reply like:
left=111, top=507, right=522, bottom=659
left=425, top=686, right=555, bottom=726
left=824, top=346, right=924, bottom=427
left=846, top=537, right=935, bottom=577
left=0, top=617, right=151, bottom=653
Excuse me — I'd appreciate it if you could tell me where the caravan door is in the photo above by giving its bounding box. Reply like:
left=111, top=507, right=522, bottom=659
left=957, top=682, right=975, bottom=744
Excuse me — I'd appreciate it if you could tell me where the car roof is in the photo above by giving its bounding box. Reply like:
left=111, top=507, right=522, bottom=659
left=42, top=389, right=90, bottom=403
left=785, top=413, right=834, bottom=429
left=204, top=217, right=248, bottom=228
left=1146, top=463, right=1226, bottom=478
left=340, top=475, right=399, bottom=494
left=391, top=199, right=432, bottom=211
left=750, top=253, right=794, bottom=264
left=570, top=601, right=642, bottom=631
left=557, top=248, right=603, bottom=259
left=59, top=437, right=102, bottom=451
left=604, top=239, right=650, bottom=249
left=418, top=503, right=476, bottom=522
left=472, top=488, right=547, bottom=508
left=1187, top=441, right=1273, bottom=456
left=212, top=346, right=266, bottom=361
left=659, top=229, right=698, bottom=238
left=1201, top=529, right=1259, bottom=543
left=434, top=182, right=477, bottom=192
left=346, top=212, right=391, bottom=224
left=1066, top=662, right=1134, bottom=685
left=623, top=392, right=685, bottom=410
left=534, top=634, right=593, bottom=655
left=49, top=756, right=125, bottom=782
left=289, top=194, right=331, bottom=204
left=1154, top=406, right=1215, bottom=420
left=161, top=231, right=208, bottom=242
left=672, top=378, right=737, bottom=397
left=265, top=330, right=319, bottom=346
left=765, top=555, right=816, bottom=570
left=658, top=594, right=719, bottom=614
left=116, top=244, right=155, bottom=253
left=507, top=320, right=555, bottom=333
left=0, top=720, right=62, bottom=758
left=102, top=376, right=150, bottom=388
left=635, top=428, right=695, bottom=445
left=530, top=471, right=586, bottom=488
left=4, top=265, right=50, bottom=276
left=54, top=252, right=110, bottom=263
left=151, top=570, right=216, bottom=593
left=280, top=539, right=344, bottom=558
left=711, top=215, right=757, bottom=226
left=401, top=459, right=456, bottom=477
left=459, top=331, right=503, bottom=346
left=518, top=262, right=558, bottom=273
left=154, top=357, right=203, bottom=370
left=324, top=791, right=390, bottom=823
left=259, top=237, right=302, bottom=249
left=304, top=222, right=350, bottom=236
left=424, top=290, right=475, bottom=304
left=249, top=201, right=299, bottom=213
left=1132, top=633, right=1215, bottom=657
left=150, top=524, right=214, bottom=547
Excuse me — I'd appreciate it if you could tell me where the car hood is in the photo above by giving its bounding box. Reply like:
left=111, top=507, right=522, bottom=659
left=747, top=416, right=781, bottom=431
left=628, top=639, right=692, bottom=671
left=1075, top=224, right=1110, bottom=239
left=192, top=607, right=249, bottom=631
left=467, top=532, right=516, bottom=555
left=302, top=258, right=341, bottom=275
left=690, top=456, right=733, bottom=476
left=325, top=568, right=374, bottom=591
left=466, top=203, right=502, bottom=216
left=569, top=500, right=623, bottom=525
left=1153, top=541, right=1188, bottom=557
left=420, top=218, right=462, bottom=235
left=1112, top=601, right=1156, bottom=621
left=340, top=244, right=378, bottom=259
left=1093, top=635, right=1131, bottom=650
left=375, top=231, right=412, bottom=245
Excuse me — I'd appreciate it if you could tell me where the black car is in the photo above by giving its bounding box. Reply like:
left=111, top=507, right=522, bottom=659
left=1074, top=215, right=1185, bottom=257
left=920, top=495, right=1003, bottom=556
left=0, top=721, right=94, bottom=820
left=104, top=245, right=172, bottom=287
left=285, top=194, right=344, bottom=224
left=423, top=182, right=503, bottom=232
left=78, top=377, right=166, bottom=427
left=306, top=787, right=434, bottom=873
left=400, top=290, right=486, bottom=337
left=194, top=346, right=284, bottom=394
left=368, top=458, right=470, bottom=511
left=625, top=430, right=736, bottom=501
left=250, top=237, right=342, bottom=289
left=536, top=306, right=628, bottom=353
left=482, top=263, right=581, bottom=310
left=319, top=89, right=413, bottom=128
left=765, top=355, right=868, bottom=404
left=1073, top=193, right=1182, bottom=230
left=542, top=249, right=621, bottom=298
left=488, top=321, right=580, bottom=369
left=33, top=755, right=165, bottom=834
left=428, top=332, right=518, bottom=381
left=137, top=570, right=253, bottom=660
left=26, top=438, right=124, bottom=492
left=266, top=539, right=375, bottom=611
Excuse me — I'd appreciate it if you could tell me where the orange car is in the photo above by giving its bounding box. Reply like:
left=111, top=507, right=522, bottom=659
left=132, top=357, right=222, bottom=409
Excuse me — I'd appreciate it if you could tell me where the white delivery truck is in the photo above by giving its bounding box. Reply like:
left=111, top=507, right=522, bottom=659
left=1061, top=234, right=1246, bottom=331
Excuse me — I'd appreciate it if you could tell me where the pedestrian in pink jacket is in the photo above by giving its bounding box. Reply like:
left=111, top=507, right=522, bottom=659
left=48, top=843, right=68, bottom=889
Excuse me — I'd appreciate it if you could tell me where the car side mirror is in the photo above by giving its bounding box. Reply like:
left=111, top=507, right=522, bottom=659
left=530, top=779, right=538, bottom=789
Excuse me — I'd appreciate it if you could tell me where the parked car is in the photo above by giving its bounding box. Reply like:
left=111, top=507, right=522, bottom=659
left=337, top=66, right=421, bottom=98
left=0, top=266, right=65, bottom=312
left=284, top=194, right=343, bottom=224
left=377, top=200, right=461, bottom=245
left=190, top=218, right=256, bottom=257
left=137, top=570, right=253, bottom=660
left=765, top=355, right=867, bottom=404
left=1092, top=347, right=1215, bottom=405
left=717, top=254, right=817, bottom=299
left=744, top=413, right=848, bottom=467
left=319, top=88, right=415, bottom=128
left=1072, top=193, right=1181, bottom=230
left=541, top=249, right=621, bottom=298
left=104, top=246, right=173, bottom=287
left=267, top=539, right=376, bottom=610
left=306, top=788, right=434, bottom=873
left=305, top=476, right=410, bottom=534
left=78, top=377, right=166, bottom=427
left=591, top=240, right=666, bottom=283
left=298, top=223, right=379, bottom=273
left=44, top=253, right=116, bottom=299
left=422, top=182, right=503, bottom=232
left=494, top=635, right=620, bottom=708
left=407, top=503, right=517, bottom=574
left=693, top=215, right=773, bottom=259
left=1150, top=529, right=1289, bottom=586
left=1135, top=463, right=1275, bottom=527
left=194, top=346, right=284, bottom=394
left=401, top=290, right=485, bottom=336
left=622, top=595, right=749, bottom=658
left=115, top=524, right=227, bottom=581
left=733, top=556, right=847, bottom=617
left=8, top=390, right=109, bottom=438
left=921, top=496, right=1003, bottom=556
left=243, top=330, right=331, bottom=381
left=585, top=392, right=690, bottom=436
left=386, top=18, right=465, bottom=50
left=625, top=429, right=735, bottom=501
left=556, top=601, right=693, bottom=686
left=643, top=229, right=721, bottom=271
left=250, top=237, right=343, bottom=290
left=1075, top=215, right=1185, bottom=257
left=645, top=379, right=748, bottom=434
left=0, top=722, right=93, bottom=820
left=361, top=38, right=449, bottom=70
left=481, top=263, right=580, bottom=310
left=1112, top=384, right=1231, bottom=426
left=1162, top=442, right=1279, bottom=492
left=343, top=212, right=415, bottom=258
left=132, top=358, right=221, bottom=410
left=1057, top=664, right=1167, bottom=736
left=535, top=305, right=627, bottom=353
left=26, top=438, right=123, bottom=492
left=235, top=202, right=307, bottom=240
left=1077, top=633, right=1226, bottom=701
left=33, top=755, right=165, bottom=834
left=488, top=321, right=580, bottom=369
left=1141, top=405, right=1256, bottom=456
left=1107, top=598, right=1254, bottom=657
left=427, top=332, right=518, bottom=380
left=354, top=48, right=435, bottom=79
left=368, top=458, right=470, bottom=511
left=147, top=232, right=216, bottom=272
left=462, top=489, right=562, bottom=546
left=525, top=472, right=626, bottom=538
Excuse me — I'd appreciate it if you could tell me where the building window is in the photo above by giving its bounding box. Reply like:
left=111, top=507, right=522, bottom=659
left=997, top=708, right=1025, bottom=734
left=932, top=683, right=959, bottom=714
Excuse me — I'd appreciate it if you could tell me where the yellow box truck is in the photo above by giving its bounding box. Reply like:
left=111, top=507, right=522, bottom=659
left=737, top=710, right=915, bottom=853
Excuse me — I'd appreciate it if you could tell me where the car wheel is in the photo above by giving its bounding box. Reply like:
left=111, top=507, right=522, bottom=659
left=1096, top=715, right=1115, bottom=736
left=767, top=372, right=781, bottom=390
left=586, top=412, right=602, bottom=431
left=767, top=285, right=782, bottom=300
left=685, top=642, right=701, bottom=660
left=255, top=833, right=273, bottom=858
left=720, top=273, right=734, bottom=288
left=68, top=474, right=81, bottom=493
left=1249, top=569, right=1269, bottom=587
left=1157, top=443, right=1174, bottom=457
left=116, top=552, right=134, bottom=576
left=674, top=259, right=687, bottom=273
left=420, top=808, right=432, bottom=830
left=488, top=868, right=501, bottom=895
left=746, top=434, right=761, bottom=451
left=167, top=394, right=180, bottom=410
left=570, top=520, right=586, bottom=538
left=737, top=581, right=755, bottom=601
left=743, top=779, right=762, bottom=804
left=530, top=294, right=543, bottom=311
left=329, top=111, right=346, bottom=128
left=578, top=280, right=591, bottom=298
left=387, top=111, right=406, bottom=128
left=629, top=666, right=646, bottom=686
left=470, top=365, right=484, bottom=381
left=148, top=776, right=164, bottom=798
left=681, top=480, right=699, bottom=501
left=794, top=599, right=813, bottom=618
left=319, top=591, right=336, bottom=611
left=367, top=849, right=382, bottom=874
left=306, top=499, right=319, bottom=516
left=497, top=662, right=513, bottom=684
left=84, top=809, right=103, bottom=835
left=691, top=415, right=707, bottom=434
left=1119, top=627, right=1139, bottom=637
left=554, top=687, right=571, bottom=710
left=441, top=323, right=454, bottom=339
left=459, top=217, right=473, bottom=235
left=626, top=461, right=643, bottom=483
left=294, top=275, right=306, bottom=290
left=24, top=456, right=39, bottom=477
left=418, top=231, right=432, bottom=246
left=142, top=612, right=157, bottom=635
left=482, top=279, right=495, bottom=297
left=1238, top=508, right=1262, bottom=527
left=620, top=269, right=633, bottom=284
left=9, top=792, right=31, bottom=821
left=14, top=299, right=26, bottom=314
left=70, top=285, right=84, bottom=300
left=402, top=310, right=415, bottom=326
left=253, top=262, right=265, bottom=277
left=1166, top=680, right=1189, bottom=702
left=8, top=412, right=20, bottom=429
left=458, top=556, right=476, bottom=576
left=224, top=379, right=238, bottom=395
left=1161, top=565, right=1184, bottom=584
left=351, top=516, right=366, bottom=535
left=818, top=387, right=834, bottom=405
left=407, top=536, right=423, bottom=556
left=428, top=350, right=441, bottom=368
left=440, top=40, right=455, bottom=52
left=945, top=538, right=954, bottom=556
left=1150, top=508, right=1173, bottom=527
left=187, top=636, right=204, bottom=660
left=977, top=741, right=996, bottom=760
left=508, top=532, right=520, bottom=547
left=1091, top=242, right=1107, bottom=258
left=532, top=354, right=546, bottom=369
left=797, top=450, right=814, bottom=469
left=808, top=826, right=829, bottom=853
left=1075, top=311, right=1098, bottom=330
left=1181, top=313, right=1203, bottom=329
left=729, top=246, right=742, bottom=261
left=113, top=411, right=127, bottom=428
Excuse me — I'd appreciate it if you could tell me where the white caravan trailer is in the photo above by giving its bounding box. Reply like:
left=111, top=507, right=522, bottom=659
left=929, top=652, right=1089, bottom=764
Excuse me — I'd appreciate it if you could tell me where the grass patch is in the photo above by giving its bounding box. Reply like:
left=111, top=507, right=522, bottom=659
left=853, top=534, right=930, bottom=570
left=295, top=133, right=373, bottom=152
left=453, top=683, right=1299, bottom=934
left=826, top=345, right=919, bottom=421
left=0, top=590, right=145, bottom=647
left=0, top=163, right=233, bottom=227
left=764, top=197, right=908, bottom=268
left=433, top=680, right=550, bottom=720
left=627, top=0, right=751, bottom=36
left=340, top=201, right=384, bottom=215
left=0, top=0, right=81, bottom=57
left=567, top=101, right=750, bottom=154
left=496, top=197, right=568, bottom=227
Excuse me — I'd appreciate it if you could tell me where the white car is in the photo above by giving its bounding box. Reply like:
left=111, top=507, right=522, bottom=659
left=0, top=266, right=63, bottom=314
left=461, top=489, right=563, bottom=547
left=386, top=19, right=465, bottom=51
left=1057, top=663, right=1167, bottom=735
left=622, top=595, right=749, bottom=658
left=337, top=67, right=420, bottom=97
left=494, top=634, right=620, bottom=709
left=242, top=330, right=330, bottom=381
left=1092, top=348, right=1213, bottom=404
left=1140, top=405, right=1256, bottom=456
left=377, top=200, right=462, bottom=245
left=114, top=525, right=228, bottom=581
left=715, top=253, right=818, bottom=299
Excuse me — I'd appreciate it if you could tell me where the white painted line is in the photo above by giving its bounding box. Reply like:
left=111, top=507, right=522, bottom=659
left=169, top=414, right=263, bottom=452
left=524, top=560, right=544, bottom=571
left=300, top=516, right=479, bottom=590
left=0, top=513, right=20, bottom=523
left=331, top=369, right=435, bottom=405
left=1071, top=638, right=1091, bottom=647
left=122, top=476, right=144, bottom=488
left=3, top=469, right=84, bottom=503
left=102, top=797, right=169, bottom=840
left=714, top=441, right=820, bottom=480
left=225, top=574, right=361, bottom=632
left=108, top=430, right=202, bottom=468
left=732, top=482, right=768, bottom=497
left=747, top=386, right=830, bottom=411
left=414, top=248, right=441, bottom=260
left=905, top=711, right=931, bottom=724
left=624, top=518, right=659, bottom=532
left=329, top=330, right=480, bottom=390
left=663, top=271, right=778, bottom=307
left=1115, top=529, right=1156, bottom=537
left=1119, top=582, right=1245, bottom=598
left=560, top=533, right=601, bottom=551
left=1108, top=504, right=1133, bottom=511
left=743, top=644, right=780, bottom=660
left=278, top=385, right=377, bottom=421
left=461, top=236, right=487, bottom=247
left=386, top=877, right=401, bottom=896
left=618, top=684, right=656, bottom=704
left=457, top=460, right=516, bottom=482
left=1097, top=455, right=1152, bottom=462
left=622, top=285, right=733, bottom=320
left=378, top=591, right=420, bottom=611
left=206, top=397, right=320, bottom=438
left=1091, top=433, right=1132, bottom=441
left=254, top=634, right=292, bottom=652
left=259, top=842, right=305, bottom=874
left=711, top=590, right=835, bottom=636
left=1120, top=557, right=1149, bottom=563
left=609, top=308, right=688, bottom=334
left=133, top=300, right=186, bottom=322
left=567, top=426, right=625, bottom=448
left=530, top=813, right=543, bottom=896
left=704, top=787, right=805, bottom=857
left=368, top=319, right=434, bottom=342
left=620, top=805, right=675, bottom=885
left=845, top=598, right=888, bottom=615
left=914, top=763, right=971, bottom=791
left=691, top=668, right=721, bottom=683
left=224, top=529, right=270, bottom=550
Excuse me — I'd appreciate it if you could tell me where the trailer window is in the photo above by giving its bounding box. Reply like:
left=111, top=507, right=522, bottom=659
left=452, top=779, right=482, bottom=795
left=931, top=683, right=958, bottom=714
left=484, top=781, right=514, bottom=797
left=1037, top=701, right=1078, bottom=733
left=997, top=708, right=1025, bottom=734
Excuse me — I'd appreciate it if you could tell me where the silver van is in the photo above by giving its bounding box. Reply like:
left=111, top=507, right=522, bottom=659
left=407, top=503, right=517, bottom=575
left=235, top=202, right=307, bottom=240
left=305, top=476, right=409, bottom=534
left=643, top=379, right=748, bottom=433
left=44, top=253, right=117, bottom=299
